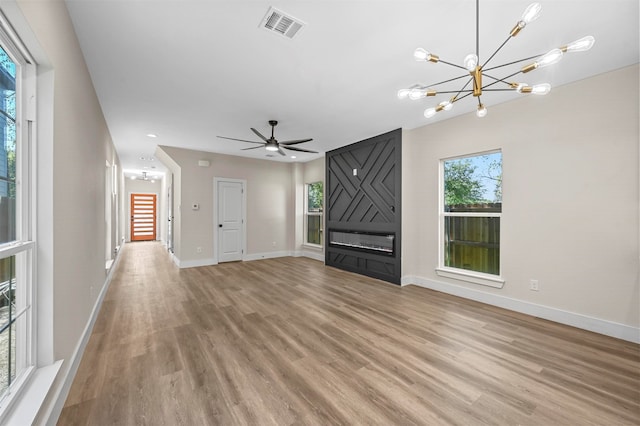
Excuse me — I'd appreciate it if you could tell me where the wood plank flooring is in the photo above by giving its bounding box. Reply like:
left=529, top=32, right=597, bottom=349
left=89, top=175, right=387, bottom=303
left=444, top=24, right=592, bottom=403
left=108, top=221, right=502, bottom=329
left=58, top=241, right=640, bottom=425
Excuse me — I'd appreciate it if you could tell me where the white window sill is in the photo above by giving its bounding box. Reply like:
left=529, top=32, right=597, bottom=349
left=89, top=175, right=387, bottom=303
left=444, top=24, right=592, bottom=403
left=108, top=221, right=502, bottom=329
left=302, top=243, right=323, bottom=250
left=2, top=360, right=63, bottom=425
left=436, top=267, right=505, bottom=288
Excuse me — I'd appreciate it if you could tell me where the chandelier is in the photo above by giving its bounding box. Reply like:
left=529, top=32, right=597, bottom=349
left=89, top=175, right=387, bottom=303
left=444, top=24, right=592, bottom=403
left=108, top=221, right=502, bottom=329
left=398, top=1, right=595, bottom=118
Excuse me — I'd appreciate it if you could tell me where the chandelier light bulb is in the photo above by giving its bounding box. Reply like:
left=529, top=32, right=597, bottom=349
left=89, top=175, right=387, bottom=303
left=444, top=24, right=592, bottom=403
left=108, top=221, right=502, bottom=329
left=563, top=36, right=595, bottom=53
left=531, top=83, right=551, bottom=95
left=424, top=107, right=437, bottom=118
left=397, top=88, right=411, bottom=99
left=464, top=53, right=479, bottom=72
left=521, top=2, right=542, bottom=24
left=476, top=104, right=487, bottom=118
left=515, top=83, right=528, bottom=93
left=414, top=48, right=428, bottom=61
left=439, top=100, right=453, bottom=111
left=409, top=88, right=426, bottom=100
left=536, top=48, right=563, bottom=69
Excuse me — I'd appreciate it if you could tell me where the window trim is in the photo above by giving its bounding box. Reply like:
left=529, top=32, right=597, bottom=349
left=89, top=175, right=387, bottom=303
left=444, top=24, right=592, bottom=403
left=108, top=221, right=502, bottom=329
left=437, top=150, right=504, bottom=288
left=0, top=13, right=36, bottom=420
left=304, top=181, right=323, bottom=248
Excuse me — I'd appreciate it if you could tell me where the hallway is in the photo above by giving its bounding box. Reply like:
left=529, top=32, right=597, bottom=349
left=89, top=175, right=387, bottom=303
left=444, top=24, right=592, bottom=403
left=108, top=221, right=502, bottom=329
left=58, top=242, right=640, bottom=425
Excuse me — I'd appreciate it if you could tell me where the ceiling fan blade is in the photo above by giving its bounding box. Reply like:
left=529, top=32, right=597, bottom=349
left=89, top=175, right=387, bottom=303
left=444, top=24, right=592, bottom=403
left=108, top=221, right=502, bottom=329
left=279, top=138, right=313, bottom=146
left=241, top=145, right=266, bottom=151
left=283, top=145, right=318, bottom=154
left=277, top=147, right=287, bottom=156
left=217, top=136, right=263, bottom=144
left=251, top=128, right=269, bottom=142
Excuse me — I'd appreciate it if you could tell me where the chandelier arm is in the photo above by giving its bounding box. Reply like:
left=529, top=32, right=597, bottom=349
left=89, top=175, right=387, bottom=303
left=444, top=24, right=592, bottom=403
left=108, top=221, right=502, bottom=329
left=480, top=70, right=523, bottom=90
left=445, top=77, right=475, bottom=104
left=476, top=0, right=480, bottom=58
left=453, top=91, right=475, bottom=102
left=480, top=35, right=513, bottom=69
left=483, top=54, right=544, bottom=72
left=455, top=77, right=474, bottom=100
left=438, top=59, right=469, bottom=71
left=433, top=90, right=473, bottom=94
left=481, top=89, right=519, bottom=92
left=424, top=73, right=470, bottom=88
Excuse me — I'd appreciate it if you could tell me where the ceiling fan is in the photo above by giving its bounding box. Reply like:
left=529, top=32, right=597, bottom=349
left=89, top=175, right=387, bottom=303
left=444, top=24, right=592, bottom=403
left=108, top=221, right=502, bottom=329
left=217, top=120, right=317, bottom=156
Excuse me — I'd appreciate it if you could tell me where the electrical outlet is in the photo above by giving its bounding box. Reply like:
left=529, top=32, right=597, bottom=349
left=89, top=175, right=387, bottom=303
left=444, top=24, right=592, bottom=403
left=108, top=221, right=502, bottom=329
left=196, top=247, right=202, bottom=253
left=529, top=279, right=539, bottom=291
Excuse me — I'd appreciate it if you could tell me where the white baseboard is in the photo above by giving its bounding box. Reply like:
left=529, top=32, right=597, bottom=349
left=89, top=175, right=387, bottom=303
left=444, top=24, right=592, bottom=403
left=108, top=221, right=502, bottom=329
left=176, top=257, right=216, bottom=268
left=302, top=250, right=324, bottom=262
left=42, top=244, right=124, bottom=425
left=402, top=275, right=640, bottom=344
left=243, top=250, right=291, bottom=262
left=174, top=251, right=324, bottom=267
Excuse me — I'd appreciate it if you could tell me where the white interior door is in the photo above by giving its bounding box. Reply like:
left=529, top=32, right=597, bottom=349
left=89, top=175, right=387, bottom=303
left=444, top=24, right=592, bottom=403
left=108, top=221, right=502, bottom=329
left=217, top=180, right=244, bottom=262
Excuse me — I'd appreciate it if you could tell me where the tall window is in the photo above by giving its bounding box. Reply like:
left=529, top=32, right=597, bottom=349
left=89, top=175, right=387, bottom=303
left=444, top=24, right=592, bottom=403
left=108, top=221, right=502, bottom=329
left=0, top=31, right=35, bottom=409
left=305, top=182, right=323, bottom=246
left=440, top=151, right=502, bottom=280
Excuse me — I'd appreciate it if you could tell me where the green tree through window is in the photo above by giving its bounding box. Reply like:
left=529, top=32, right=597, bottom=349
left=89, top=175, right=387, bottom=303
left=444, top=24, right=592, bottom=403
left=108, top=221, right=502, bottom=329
left=306, top=182, right=323, bottom=245
left=442, top=152, right=502, bottom=276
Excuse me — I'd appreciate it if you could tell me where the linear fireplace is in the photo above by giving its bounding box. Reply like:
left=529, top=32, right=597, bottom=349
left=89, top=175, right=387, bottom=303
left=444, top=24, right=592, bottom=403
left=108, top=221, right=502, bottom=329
left=329, top=230, right=395, bottom=256
left=325, top=128, right=401, bottom=284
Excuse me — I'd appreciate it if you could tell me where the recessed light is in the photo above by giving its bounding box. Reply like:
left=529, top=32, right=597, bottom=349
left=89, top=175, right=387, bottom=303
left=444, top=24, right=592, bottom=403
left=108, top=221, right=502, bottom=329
left=291, top=156, right=297, bottom=159
left=146, top=133, right=158, bottom=138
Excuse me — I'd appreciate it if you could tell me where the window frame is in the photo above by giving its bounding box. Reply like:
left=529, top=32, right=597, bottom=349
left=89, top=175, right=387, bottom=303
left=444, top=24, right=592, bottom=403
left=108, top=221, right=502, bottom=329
left=304, top=181, right=323, bottom=248
left=0, top=17, right=36, bottom=418
left=436, top=150, right=505, bottom=288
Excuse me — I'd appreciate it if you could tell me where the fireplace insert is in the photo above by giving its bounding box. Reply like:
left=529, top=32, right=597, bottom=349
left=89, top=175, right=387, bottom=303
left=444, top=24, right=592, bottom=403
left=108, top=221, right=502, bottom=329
left=328, top=230, right=395, bottom=256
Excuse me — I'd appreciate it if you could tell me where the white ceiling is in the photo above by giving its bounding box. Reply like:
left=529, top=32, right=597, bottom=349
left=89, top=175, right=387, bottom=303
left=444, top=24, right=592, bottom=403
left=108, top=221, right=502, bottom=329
left=64, top=0, right=639, bottom=173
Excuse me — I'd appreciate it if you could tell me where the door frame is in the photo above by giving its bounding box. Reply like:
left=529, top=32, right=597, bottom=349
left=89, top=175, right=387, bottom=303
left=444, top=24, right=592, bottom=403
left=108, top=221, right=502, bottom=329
left=213, top=177, right=247, bottom=264
left=128, top=191, right=158, bottom=242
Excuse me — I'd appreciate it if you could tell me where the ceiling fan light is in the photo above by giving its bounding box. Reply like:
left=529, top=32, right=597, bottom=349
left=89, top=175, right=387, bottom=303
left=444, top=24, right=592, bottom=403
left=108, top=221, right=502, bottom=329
left=265, top=144, right=279, bottom=152
left=521, top=2, right=542, bottom=24
left=563, top=36, right=595, bottom=53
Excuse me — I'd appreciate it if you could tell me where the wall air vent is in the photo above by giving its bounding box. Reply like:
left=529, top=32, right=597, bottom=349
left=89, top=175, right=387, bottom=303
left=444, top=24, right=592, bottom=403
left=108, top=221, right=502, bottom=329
left=260, top=7, right=305, bottom=39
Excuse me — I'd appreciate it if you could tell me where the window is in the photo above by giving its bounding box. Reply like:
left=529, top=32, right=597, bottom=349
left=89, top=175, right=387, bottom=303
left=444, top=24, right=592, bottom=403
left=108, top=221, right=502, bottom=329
left=438, top=151, right=502, bottom=286
left=305, top=182, right=323, bottom=246
left=0, top=30, right=35, bottom=410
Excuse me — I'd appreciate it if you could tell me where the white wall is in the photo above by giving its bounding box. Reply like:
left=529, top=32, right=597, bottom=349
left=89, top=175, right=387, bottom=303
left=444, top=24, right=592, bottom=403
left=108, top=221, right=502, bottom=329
left=402, top=65, right=639, bottom=340
left=157, top=146, right=296, bottom=266
left=1, top=0, right=122, bottom=422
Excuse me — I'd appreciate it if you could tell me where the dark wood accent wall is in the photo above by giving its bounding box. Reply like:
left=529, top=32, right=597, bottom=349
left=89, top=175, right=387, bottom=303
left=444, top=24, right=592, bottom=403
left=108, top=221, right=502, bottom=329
left=325, top=128, right=402, bottom=284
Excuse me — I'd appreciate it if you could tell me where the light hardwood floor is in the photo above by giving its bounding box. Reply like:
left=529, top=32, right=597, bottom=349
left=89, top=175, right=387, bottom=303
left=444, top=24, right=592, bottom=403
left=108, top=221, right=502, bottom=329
left=58, top=241, right=640, bottom=425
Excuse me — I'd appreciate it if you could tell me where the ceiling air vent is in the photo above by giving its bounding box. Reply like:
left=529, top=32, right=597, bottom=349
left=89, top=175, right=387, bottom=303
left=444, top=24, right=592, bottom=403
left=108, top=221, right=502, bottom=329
left=260, top=7, right=305, bottom=39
